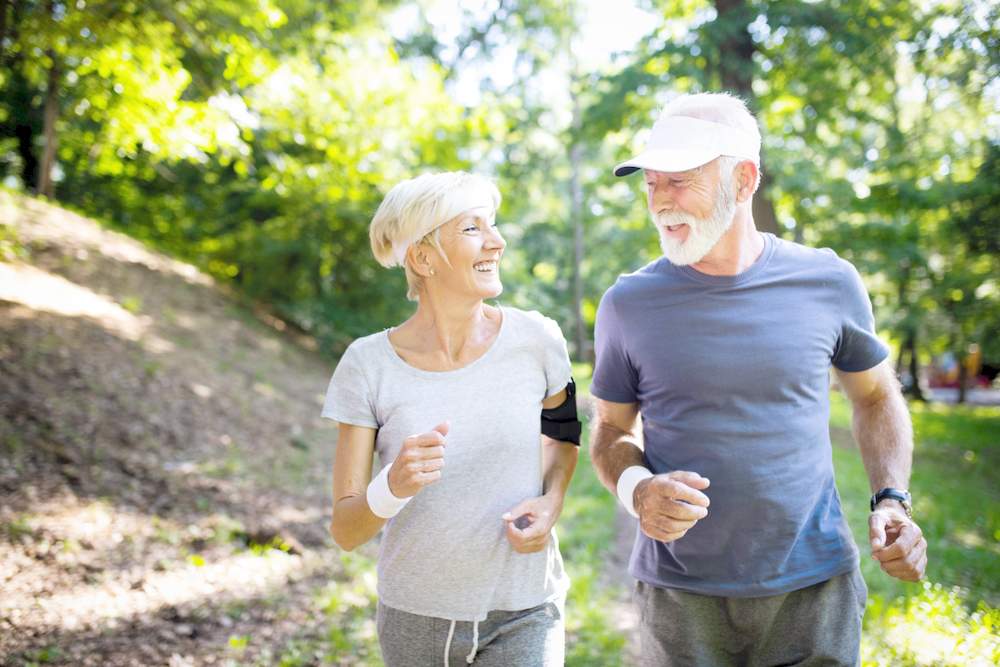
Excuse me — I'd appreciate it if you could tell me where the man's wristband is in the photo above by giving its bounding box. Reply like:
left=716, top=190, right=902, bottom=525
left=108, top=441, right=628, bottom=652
left=366, top=463, right=411, bottom=519
left=617, top=466, right=653, bottom=519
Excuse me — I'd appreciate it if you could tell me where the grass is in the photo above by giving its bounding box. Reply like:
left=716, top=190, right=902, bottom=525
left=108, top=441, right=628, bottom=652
left=829, top=392, right=1000, bottom=666
left=257, top=551, right=383, bottom=667
left=560, top=436, right=629, bottom=665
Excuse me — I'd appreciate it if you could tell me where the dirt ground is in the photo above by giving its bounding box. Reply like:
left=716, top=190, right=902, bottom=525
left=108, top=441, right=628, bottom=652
left=0, top=192, right=377, bottom=666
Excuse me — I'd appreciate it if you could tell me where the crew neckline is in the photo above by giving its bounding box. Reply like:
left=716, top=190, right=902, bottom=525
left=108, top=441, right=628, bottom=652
left=668, top=232, right=777, bottom=285
left=380, top=305, right=506, bottom=377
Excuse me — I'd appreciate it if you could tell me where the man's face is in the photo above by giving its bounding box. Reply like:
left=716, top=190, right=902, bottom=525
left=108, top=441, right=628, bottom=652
left=644, top=159, right=737, bottom=266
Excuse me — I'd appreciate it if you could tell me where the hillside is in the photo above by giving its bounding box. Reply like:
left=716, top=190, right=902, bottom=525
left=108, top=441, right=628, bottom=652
left=0, top=191, right=371, bottom=666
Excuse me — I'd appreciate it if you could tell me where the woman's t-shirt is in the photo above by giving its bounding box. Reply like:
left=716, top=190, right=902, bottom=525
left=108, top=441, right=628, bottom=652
left=322, top=306, right=572, bottom=621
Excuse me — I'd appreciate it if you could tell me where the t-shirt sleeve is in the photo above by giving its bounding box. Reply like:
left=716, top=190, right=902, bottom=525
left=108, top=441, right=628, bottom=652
left=831, top=260, right=890, bottom=372
left=538, top=315, right=573, bottom=398
left=321, top=343, right=379, bottom=428
left=591, top=287, right=640, bottom=403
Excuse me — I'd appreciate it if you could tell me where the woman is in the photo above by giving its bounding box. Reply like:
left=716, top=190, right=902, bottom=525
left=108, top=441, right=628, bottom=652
left=323, top=171, right=580, bottom=666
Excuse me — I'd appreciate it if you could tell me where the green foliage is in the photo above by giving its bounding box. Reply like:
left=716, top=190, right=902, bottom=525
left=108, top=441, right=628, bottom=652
left=862, top=584, right=1000, bottom=667
left=6, top=0, right=993, bottom=369
left=22, top=645, right=62, bottom=666
left=829, top=391, right=999, bottom=664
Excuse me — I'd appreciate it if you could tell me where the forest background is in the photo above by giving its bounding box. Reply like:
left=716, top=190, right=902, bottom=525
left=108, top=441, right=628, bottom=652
left=1, top=0, right=998, bottom=665
left=4, top=0, right=997, bottom=386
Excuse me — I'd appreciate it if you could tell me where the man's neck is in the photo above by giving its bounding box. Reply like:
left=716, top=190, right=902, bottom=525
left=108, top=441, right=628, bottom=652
left=689, top=208, right=764, bottom=276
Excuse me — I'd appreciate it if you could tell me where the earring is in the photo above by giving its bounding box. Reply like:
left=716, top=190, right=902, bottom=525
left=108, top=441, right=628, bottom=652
left=429, top=268, right=435, bottom=276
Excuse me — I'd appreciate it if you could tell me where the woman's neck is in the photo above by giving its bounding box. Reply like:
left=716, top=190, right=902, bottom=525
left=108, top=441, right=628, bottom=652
left=391, top=298, right=501, bottom=369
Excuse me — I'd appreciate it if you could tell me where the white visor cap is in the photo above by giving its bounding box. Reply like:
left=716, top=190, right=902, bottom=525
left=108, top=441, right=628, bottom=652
left=613, top=115, right=761, bottom=177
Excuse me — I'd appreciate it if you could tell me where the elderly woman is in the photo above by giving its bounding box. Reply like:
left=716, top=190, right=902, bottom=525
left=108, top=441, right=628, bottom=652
left=323, top=171, right=581, bottom=667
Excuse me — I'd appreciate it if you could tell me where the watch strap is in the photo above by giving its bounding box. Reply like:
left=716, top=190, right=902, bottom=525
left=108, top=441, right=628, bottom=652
left=870, top=487, right=912, bottom=516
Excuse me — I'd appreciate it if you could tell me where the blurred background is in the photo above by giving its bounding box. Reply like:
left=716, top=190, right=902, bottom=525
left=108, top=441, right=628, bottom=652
left=1, top=1, right=997, bottom=665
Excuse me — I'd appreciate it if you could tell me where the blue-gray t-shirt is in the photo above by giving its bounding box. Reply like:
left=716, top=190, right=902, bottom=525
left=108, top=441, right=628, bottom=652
left=591, top=233, right=889, bottom=597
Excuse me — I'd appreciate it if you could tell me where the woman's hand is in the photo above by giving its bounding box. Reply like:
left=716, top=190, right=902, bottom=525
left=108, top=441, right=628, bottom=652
left=387, top=422, right=449, bottom=498
left=502, top=493, right=563, bottom=553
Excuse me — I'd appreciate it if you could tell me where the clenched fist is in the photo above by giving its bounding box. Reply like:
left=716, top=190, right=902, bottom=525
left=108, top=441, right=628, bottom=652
left=634, top=470, right=710, bottom=543
left=387, top=422, right=449, bottom=498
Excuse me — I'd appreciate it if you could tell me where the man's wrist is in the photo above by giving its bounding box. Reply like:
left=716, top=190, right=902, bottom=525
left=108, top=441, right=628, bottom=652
left=873, top=498, right=908, bottom=515
left=870, top=487, right=912, bottom=518
left=617, top=466, right=653, bottom=518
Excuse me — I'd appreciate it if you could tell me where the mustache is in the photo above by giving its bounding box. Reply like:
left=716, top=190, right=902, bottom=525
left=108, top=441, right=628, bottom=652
left=654, top=210, right=701, bottom=228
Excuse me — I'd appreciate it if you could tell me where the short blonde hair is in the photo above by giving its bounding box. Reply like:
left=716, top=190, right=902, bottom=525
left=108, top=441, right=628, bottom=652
left=370, top=171, right=501, bottom=301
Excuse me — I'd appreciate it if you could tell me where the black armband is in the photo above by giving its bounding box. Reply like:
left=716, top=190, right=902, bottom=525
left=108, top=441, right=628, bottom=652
left=541, top=378, right=582, bottom=446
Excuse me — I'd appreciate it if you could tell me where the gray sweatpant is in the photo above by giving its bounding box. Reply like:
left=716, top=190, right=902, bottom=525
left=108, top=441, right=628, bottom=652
left=376, top=597, right=565, bottom=667
left=634, top=569, right=867, bottom=667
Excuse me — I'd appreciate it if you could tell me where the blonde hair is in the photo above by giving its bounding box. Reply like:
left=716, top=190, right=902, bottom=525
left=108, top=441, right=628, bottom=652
left=369, top=171, right=501, bottom=301
left=661, top=92, right=762, bottom=192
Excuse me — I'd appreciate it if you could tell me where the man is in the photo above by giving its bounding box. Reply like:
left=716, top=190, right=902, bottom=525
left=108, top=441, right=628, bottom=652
left=589, top=92, right=927, bottom=667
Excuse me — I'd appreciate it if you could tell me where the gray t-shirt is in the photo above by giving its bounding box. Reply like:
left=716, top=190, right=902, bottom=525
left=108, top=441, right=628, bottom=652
left=323, top=306, right=572, bottom=621
left=592, top=233, right=889, bottom=597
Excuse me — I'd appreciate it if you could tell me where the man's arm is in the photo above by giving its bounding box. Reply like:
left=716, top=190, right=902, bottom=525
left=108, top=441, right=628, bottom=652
left=589, top=397, right=644, bottom=494
left=590, top=398, right=710, bottom=543
left=835, top=360, right=927, bottom=581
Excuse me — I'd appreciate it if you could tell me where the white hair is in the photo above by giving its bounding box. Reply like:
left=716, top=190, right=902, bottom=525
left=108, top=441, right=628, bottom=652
left=369, top=171, right=501, bottom=301
left=661, top=92, right=762, bottom=192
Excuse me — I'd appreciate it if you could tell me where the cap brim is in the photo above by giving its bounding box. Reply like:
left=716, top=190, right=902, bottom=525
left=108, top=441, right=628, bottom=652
left=613, top=148, right=721, bottom=177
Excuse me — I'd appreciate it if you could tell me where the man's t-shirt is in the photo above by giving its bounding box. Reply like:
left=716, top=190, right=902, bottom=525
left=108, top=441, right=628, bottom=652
left=591, top=233, right=889, bottom=597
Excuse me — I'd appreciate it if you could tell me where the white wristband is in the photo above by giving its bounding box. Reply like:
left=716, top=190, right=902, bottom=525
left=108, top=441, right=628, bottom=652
left=617, top=466, right=654, bottom=519
left=366, top=463, right=411, bottom=519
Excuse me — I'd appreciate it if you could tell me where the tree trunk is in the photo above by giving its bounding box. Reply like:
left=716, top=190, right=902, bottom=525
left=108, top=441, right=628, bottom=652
left=904, top=331, right=925, bottom=402
left=713, top=0, right=780, bottom=236
left=956, top=354, right=967, bottom=404
left=569, top=88, right=588, bottom=363
left=0, top=0, right=11, bottom=63
left=36, top=50, right=60, bottom=199
left=15, top=121, right=37, bottom=191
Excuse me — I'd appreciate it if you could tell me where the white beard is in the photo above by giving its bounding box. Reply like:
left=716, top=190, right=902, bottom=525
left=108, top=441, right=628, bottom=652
left=653, top=177, right=737, bottom=266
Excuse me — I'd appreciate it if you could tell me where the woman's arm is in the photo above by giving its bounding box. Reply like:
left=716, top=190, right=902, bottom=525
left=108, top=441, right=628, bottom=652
left=541, top=387, right=579, bottom=504
left=503, top=386, right=580, bottom=553
left=330, top=421, right=449, bottom=551
left=329, top=423, right=386, bottom=551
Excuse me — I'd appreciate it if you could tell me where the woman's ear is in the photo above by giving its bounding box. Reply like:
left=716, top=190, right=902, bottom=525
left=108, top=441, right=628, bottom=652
left=408, top=245, right=435, bottom=278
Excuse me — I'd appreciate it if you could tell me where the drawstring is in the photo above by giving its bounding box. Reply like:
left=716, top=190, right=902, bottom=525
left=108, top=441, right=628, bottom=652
left=443, top=618, right=480, bottom=665
left=444, top=619, right=457, bottom=667
left=465, top=620, right=480, bottom=664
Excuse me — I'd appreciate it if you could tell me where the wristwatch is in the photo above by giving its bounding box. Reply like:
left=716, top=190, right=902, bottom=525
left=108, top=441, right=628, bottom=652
left=870, top=488, right=912, bottom=517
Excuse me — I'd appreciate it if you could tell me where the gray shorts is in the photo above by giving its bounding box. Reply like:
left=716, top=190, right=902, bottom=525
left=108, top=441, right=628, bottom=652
left=376, top=597, right=565, bottom=667
left=634, top=569, right=867, bottom=667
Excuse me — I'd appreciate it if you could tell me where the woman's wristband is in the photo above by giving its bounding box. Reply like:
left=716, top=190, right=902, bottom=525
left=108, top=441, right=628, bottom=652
left=366, top=463, right=411, bottom=519
left=617, top=466, right=653, bottom=518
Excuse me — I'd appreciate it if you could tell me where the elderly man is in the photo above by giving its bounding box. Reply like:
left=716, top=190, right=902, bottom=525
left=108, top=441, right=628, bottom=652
left=589, top=92, right=927, bottom=666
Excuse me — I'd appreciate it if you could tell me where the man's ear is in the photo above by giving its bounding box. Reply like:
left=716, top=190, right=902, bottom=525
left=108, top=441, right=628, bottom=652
left=735, top=160, right=759, bottom=202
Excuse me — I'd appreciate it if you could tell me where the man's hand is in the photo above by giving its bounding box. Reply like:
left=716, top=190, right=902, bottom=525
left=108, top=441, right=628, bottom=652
left=387, top=422, right=448, bottom=498
left=634, top=471, right=710, bottom=543
left=502, top=493, right=563, bottom=554
left=869, top=502, right=927, bottom=581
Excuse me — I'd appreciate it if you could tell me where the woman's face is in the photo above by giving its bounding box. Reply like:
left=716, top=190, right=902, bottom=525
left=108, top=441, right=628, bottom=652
left=430, top=205, right=506, bottom=300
